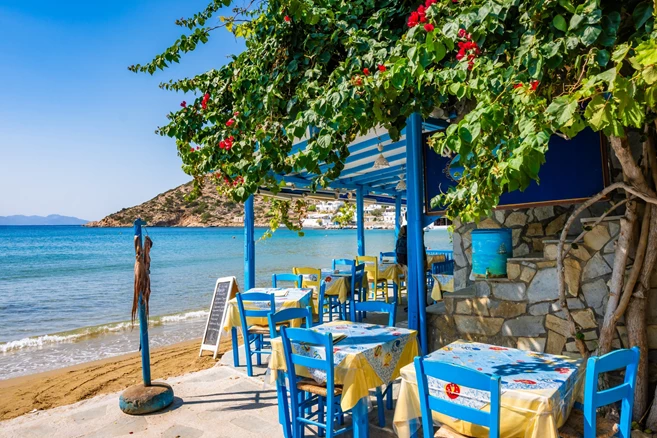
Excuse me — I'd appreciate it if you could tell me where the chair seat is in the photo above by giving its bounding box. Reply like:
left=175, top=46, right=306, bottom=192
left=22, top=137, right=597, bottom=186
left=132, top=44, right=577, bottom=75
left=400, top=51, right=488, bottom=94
left=434, top=426, right=468, bottom=438
left=558, top=409, right=619, bottom=438
left=296, top=379, right=343, bottom=397
left=248, top=322, right=289, bottom=335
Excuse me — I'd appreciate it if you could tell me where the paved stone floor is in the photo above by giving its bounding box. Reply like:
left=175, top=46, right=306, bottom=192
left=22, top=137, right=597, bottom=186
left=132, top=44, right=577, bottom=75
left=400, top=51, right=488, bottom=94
left=0, top=345, right=401, bottom=438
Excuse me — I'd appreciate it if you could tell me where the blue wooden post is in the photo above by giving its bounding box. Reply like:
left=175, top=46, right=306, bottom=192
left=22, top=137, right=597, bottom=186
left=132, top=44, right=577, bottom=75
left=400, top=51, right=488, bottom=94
left=405, top=113, right=428, bottom=355
left=395, top=194, right=402, bottom=238
left=356, top=186, right=365, bottom=256
left=134, top=219, right=151, bottom=386
left=244, top=196, right=255, bottom=290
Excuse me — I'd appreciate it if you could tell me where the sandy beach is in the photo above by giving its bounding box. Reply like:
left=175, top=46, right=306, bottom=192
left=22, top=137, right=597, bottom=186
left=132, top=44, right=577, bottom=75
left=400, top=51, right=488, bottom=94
left=0, top=336, right=235, bottom=422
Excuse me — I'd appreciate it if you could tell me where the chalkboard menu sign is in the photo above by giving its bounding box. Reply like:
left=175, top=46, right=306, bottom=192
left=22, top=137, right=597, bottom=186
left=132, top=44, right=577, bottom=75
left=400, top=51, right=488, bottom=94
left=199, top=276, right=239, bottom=358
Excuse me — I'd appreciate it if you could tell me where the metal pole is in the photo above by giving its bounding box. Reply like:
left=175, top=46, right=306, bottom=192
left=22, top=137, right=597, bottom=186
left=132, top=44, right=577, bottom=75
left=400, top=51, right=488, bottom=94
left=356, top=186, right=365, bottom=256
left=395, top=194, right=402, bottom=238
left=134, top=219, right=151, bottom=386
left=244, top=196, right=255, bottom=290
left=405, top=113, right=428, bottom=355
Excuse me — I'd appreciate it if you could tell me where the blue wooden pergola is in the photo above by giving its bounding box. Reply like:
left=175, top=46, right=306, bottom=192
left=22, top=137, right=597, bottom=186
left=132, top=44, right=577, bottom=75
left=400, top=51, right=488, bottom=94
left=243, top=114, right=448, bottom=355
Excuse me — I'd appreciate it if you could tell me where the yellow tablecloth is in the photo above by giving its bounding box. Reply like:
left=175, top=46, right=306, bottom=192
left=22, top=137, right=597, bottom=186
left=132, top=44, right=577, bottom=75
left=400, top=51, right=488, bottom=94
left=222, top=287, right=313, bottom=331
left=393, top=340, right=585, bottom=438
left=430, top=273, right=454, bottom=301
left=426, top=254, right=447, bottom=266
left=377, top=263, right=404, bottom=281
left=270, top=321, right=418, bottom=411
left=324, top=275, right=351, bottom=303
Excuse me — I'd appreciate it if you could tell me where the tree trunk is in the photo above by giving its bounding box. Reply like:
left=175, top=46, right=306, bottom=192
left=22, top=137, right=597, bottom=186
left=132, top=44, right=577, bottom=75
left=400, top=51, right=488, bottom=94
left=597, top=203, right=637, bottom=356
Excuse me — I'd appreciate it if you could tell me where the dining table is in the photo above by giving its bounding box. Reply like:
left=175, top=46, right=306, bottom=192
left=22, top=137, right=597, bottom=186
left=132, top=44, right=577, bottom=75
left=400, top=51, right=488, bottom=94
left=221, top=287, right=313, bottom=367
left=269, top=320, right=419, bottom=437
left=319, top=268, right=353, bottom=303
left=393, top=340, right=584, bottom=438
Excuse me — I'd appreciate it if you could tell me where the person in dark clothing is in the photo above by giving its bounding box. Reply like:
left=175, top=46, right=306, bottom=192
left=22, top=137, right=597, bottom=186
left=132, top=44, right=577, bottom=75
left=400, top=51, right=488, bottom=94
left=395, top=225, right=408, bottom=267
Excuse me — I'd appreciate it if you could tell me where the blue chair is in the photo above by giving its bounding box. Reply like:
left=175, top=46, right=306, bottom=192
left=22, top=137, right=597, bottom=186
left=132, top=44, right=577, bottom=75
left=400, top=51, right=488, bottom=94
left=318, top=279, right=343, bottom=323
left=268, top=306, right=313, bottom=338
left=236, top=292, right=276, bottom=377
left=268, top=307, right=313, bottom=438
left=281, top=327, right=352, bottom=438
left=273, top=273, right=303, bottom=288
left=351, top=300, right=396, bottom=427
left=379, top=251, right=397, bottom=264
left=348, top=263, right=366, bottom=321
left=415, top=357, right=501, bottom=438
left=426, top=249, right=454, bottom=260
left=352, top=300, right=396, bottom=326
left=332, top=258, right=355, bottom=271
left=560, top=347, right=639, bottom=438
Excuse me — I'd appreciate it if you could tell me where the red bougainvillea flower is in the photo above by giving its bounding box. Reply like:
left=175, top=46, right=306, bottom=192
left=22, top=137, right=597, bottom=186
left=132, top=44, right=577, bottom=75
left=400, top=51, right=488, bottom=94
left=424, top=23, right=435, bottom=32
left=425, top=0, right=437, bottom=6
left=363, top=67, right=370, bottom=75
left=452, top=0, right=458, bottom=3
left=513, top=83, right=523, bottom=89
left=467, top=60, right=474, bottom=70
left=190, top=147, right=195, bottom=152
left=530, top=80, right=540, bottom=91
left=234, top=111, right=240, bottom=116
left=378, top=64, right=386, bottom=72
left=226, top=118, right=235, bottom=127
left=180, top=101, right=187, bottom=108
left=201, top=93, right=210, bottom=110
left=407, top=11, right=420, bottom=27
left=458, top=29, right=466, bottom=38
left=284, top=15, right=291, bottom=22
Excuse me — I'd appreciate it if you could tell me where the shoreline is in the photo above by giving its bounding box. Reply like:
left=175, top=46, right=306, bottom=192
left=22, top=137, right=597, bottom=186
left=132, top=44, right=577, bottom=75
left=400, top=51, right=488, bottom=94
left=0, top=336, right=234, bottom=422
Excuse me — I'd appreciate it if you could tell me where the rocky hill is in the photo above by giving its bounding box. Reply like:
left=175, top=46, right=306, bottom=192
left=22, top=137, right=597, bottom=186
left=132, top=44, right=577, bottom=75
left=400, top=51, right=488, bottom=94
left=86, top=180, right=275, bottom=228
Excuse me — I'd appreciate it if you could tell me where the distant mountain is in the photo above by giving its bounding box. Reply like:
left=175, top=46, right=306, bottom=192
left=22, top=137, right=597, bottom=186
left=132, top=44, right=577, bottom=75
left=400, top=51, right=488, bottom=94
left=0, top=214, right=89, bottom=226
left=85, top=179, right=273, bottom=228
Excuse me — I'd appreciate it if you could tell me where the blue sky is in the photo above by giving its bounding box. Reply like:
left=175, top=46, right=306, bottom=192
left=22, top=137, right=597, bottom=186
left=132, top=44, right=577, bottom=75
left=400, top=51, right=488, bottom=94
left=0, top=1, right=244, bottom=220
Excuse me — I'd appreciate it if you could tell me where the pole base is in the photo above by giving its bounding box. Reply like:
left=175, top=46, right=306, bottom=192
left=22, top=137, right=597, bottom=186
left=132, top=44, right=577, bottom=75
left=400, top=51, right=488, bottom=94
left=119, top=382, right=174, bottom=415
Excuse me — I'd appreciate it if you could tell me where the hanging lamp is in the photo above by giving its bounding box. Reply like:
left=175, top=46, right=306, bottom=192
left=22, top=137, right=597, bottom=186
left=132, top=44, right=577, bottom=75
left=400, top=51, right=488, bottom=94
left=372, top=143, right=390, bottom=169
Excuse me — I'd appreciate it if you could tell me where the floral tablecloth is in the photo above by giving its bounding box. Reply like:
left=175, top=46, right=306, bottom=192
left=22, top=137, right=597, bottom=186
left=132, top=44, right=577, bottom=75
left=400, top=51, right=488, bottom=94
left=270, top=321, right=418, bottom=411
left=222, top=287, right=313, bottom=331
left=394, top=340, right=584, bottom=438
left=319, top=269, right=352, bottom=303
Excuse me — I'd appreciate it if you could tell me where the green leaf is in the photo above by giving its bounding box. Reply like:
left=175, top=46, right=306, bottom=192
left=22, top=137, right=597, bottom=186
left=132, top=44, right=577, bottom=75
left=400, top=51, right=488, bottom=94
left=546, top=96, right=578, bottom=128
left=553, top=15, right=567, bottom=32
left=433, top=41, right=446, bottom=62
left=596, top=49, right=610, bottom=67
left=643, top=65, right=657, bottom=85
left=584, top=94, right=610, bottom=130
left=459, top=126, right=472, bottom=143
left=558, top=0, right=576, bottom=13
left=611, top=44, right=630, bottom=63
left=646, top=85, right=657, bottom=108
left=569, top=14, right=584, bottom=30
left=633, top=2, right=654, bottom=29
left=579, top=25, right=602, bottom=45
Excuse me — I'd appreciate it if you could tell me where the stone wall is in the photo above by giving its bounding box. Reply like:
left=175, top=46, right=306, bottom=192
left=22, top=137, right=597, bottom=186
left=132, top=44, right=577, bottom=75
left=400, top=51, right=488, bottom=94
left=429, top=214, right=657, bottom=358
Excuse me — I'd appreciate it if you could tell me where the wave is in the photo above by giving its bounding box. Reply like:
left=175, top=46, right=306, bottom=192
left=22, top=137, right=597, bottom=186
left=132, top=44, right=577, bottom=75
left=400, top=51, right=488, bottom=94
left=0, top=309, right=209, bottom=354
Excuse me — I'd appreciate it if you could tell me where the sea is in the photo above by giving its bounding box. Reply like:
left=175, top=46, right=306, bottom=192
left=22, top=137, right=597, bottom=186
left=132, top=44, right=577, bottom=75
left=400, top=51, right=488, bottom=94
left=0, top=225, right=450, bottom=380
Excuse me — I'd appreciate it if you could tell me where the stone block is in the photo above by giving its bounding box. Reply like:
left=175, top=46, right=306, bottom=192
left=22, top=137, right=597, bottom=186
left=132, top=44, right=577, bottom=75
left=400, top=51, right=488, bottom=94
left=520, top=267, right=537, bottom=283
left=545, top=214, right=567, bottom=236
left=454, top=315, right=504, bottom=336
left=454, top=268, right=468, bottom=290
left=546, top=330, right=567, bottom=354
left=507, top=263, right=521, bottom=280
left=534, top=206, right=554, bottom=221
left=475, top=281, right=491, bottom=297
left=492, top=282, right=527, bottom=301
left=489, top=300, right=527, bottom=318
left=546, top=314, right=571, bottom=337
left=455, top=300, right=472, bottom=315
left=582, top=330, right=598, bottom=340
left=517, top=337, right=547, bottom=352
left=462, top=230, right=472, bottom=250
left=582, top=253, right=612, bottom=281
left=505, top=211, right=528, bottom=227
left=526, top=223, right=544, bottom=237
left=514, top=243, right=530, bottom=257
left=529, top=302, right=551, bottom=315
left=478, top=217, right=501, bottom=229
left=532, top=238, right=545, bottom=252
left=502, top=316, right=546, bottom=337
left=608, top=221, right=620, bottom=237
left=564, top=258, right=581, bottom=297
left=544, top=243, right=558, bottom=261
left=583, top=224, right=611, bottom=251
left=617, top=326, right=629, bottom=348
left=581, top=278, right=609, bottom=316
left=527, top=268, right=560, bottom=303
left=570, top=245, right=591, bottom=262
left=603, top=253, right=615, bottom=269
left=572, top=309, right=597, bottom=329
left=603, top=238, right=617, bottom=254
left=566, top=340, right=597, bottom=352
left=444, top=298, right=455, bottom=314
left=537, top=260, right=557, bottom=268
left=472, top=298, right=490, bottom=316
left=566, top=298, right=585, bottom=309
left=453, top=236, right=467, bottom=268
left=512, top=228, right=522, bottom=246
left=494, top=210, right=506, bottom=224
